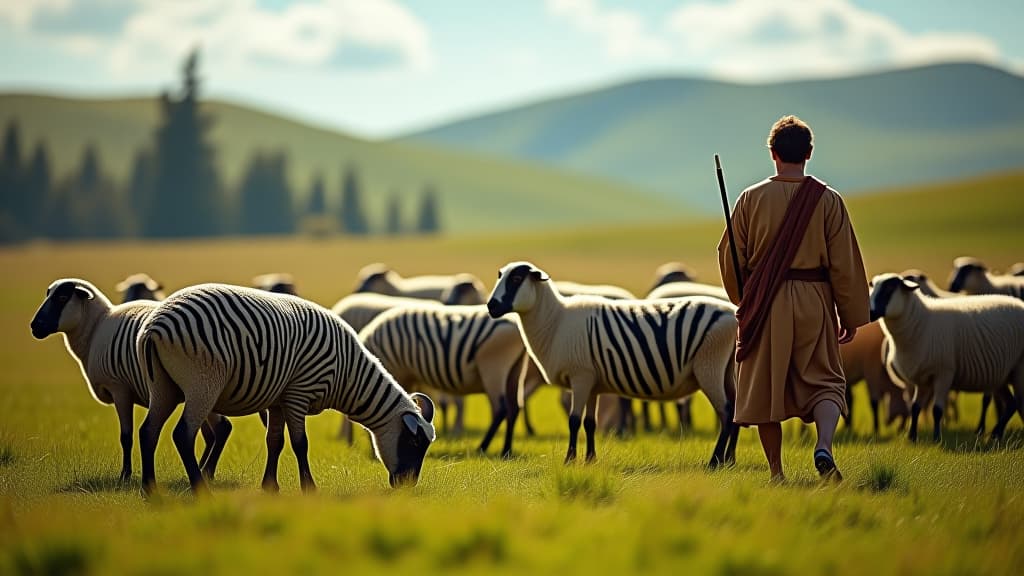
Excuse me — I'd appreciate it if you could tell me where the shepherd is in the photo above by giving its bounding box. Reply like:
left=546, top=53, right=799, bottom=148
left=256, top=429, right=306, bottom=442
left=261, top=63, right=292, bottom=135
left=717, top=115, right=870, bottom=483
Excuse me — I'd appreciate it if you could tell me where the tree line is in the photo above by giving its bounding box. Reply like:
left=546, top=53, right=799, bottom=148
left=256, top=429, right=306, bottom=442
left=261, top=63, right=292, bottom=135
left=0, top=51, right=441, bottom=243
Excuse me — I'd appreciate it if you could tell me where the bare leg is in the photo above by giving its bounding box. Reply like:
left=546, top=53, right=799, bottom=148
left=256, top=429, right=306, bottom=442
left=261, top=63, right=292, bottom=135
left=757, top=423, right=784, bottom=481
left=813, top=399, right=841, bottom=455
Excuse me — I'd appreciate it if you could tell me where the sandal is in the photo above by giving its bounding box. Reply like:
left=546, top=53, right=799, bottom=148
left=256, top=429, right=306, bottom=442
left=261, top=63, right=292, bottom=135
left=814, top=449, right=843, bottom=482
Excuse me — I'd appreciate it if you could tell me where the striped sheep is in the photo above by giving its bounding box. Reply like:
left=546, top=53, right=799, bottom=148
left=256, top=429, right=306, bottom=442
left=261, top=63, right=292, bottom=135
left=949, top=257, right=1024, bottom=299
left=332, top=293, right=474, bottom=441
left=870, top=273, right=1024, bottom=442
left=253, top=273, right=298, bottom=295
left=116, top=273, right=165, bottom=303
left=487, top=262, right=739, bottom=467
left=360, top=303, right=545, bottom=458
left=30, top=279, right=234, bottom=482
left=137, top=284, right=436, bottom=494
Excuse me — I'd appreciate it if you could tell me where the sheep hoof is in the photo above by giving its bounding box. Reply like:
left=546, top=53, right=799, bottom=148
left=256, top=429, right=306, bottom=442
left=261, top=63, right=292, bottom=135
left=584, top=452, right=596, bottom=464
left=500, top=450, right=513, bottom=460
left=118, top=469, right=132, bottom=483
left=563, top=452, right=577, bottom=465
left=262, top=480, right=280, bottom=493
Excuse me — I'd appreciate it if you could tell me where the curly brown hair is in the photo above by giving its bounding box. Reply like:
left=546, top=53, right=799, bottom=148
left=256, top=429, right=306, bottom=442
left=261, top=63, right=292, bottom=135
left=767, top=115, right=813, bottom=163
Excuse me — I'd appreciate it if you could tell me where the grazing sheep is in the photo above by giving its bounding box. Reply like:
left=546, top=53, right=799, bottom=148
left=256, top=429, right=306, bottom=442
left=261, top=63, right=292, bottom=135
left=647, top=281, right=730, bottom=302
left=253, top=273, right=297, bottom=295
left=487, top=262, right=739, bottom=467
left=838, top=320, right=905, bottom=435
left=900, top=269, right=1002, bottom=432
left=30, top=279, right=234, bottom=482
left=870, top=273, right=1024, bottom=442
left=116, top=273, right=165, bottom=303
left=949, top=257, right=1024, bottom=299
left=137, top=284, right=436, bottom=494
left=354, top=263, right=484, bottom=301
left=554, top=280, right=636, bottom=301
left=360, top=304, right=545, bottom=457
left=331, top=293, right=474, bottom=441
left=650, top=262, right=698, bottom=292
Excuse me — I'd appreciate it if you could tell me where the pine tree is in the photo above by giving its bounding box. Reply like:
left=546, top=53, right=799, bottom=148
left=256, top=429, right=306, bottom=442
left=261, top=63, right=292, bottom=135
left=239, top=151, right=295, bottom=235
left=126, top=149, right=154, bottom=236
left=307, top=174, right=326, bottom=215
left=339, top=164, right=369, bottom=235
left=416, top=184, right=440, bottom=235
left=69, top=145, right=124, bottom=238
left=143, top=49, right=224, bottom=237
left=24, top=143, right=52, bottom=237
left=0, top=122, right=23, bottom=240
left=385, top=192, right=403, bottom=235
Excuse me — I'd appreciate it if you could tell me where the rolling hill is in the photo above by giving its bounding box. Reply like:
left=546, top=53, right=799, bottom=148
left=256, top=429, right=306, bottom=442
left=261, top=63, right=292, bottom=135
left=0, top=95, right=684, bottom=234
left=405, top=62, right=1024, bottom=212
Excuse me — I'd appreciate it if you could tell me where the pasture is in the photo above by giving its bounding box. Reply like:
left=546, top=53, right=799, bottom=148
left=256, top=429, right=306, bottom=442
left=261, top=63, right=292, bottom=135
left=2, top=172, right=1023, bottom=575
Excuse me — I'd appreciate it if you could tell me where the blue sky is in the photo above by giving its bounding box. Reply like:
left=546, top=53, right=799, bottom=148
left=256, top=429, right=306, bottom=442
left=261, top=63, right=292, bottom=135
left=1, top=0, right=1021, bottom=137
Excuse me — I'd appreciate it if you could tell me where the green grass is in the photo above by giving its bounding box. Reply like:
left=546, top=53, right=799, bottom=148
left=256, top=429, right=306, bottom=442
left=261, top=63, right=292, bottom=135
left=0, top=94, right=683, bottom=234
left=2, top=172, right=1024, bottom=574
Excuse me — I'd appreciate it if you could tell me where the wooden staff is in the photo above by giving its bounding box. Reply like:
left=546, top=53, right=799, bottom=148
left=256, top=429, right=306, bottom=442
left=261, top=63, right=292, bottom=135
left=715, top=154, right=744, bottom=301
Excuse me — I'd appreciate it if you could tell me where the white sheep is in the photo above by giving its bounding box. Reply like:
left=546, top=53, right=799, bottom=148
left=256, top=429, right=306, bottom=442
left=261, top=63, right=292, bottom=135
left=115, top=273, right=165, bottom=303
left=360, top=303, right=546, bottom=458
left=650, top=262, right=698, bottom=291
left=487, top=262, right=739, bottom=467
left=949, top=257, right=1024, bottom=299
left=554, top=280, right=636, bottom=301
left=870, top=273, right=1024, bottom=442
left=354, top=263, right=484, bottom=301
left=30, top=279, right=234, bottom=482
left=137, top=283, right=437, bottom=494
left=252, top=273, right=298, bottom=295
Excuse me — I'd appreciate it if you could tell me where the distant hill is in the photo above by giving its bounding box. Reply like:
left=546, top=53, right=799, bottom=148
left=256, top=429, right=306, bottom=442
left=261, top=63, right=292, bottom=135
left=405, top=62, right=1024, bottom=212
left=0, top=95, right=683, bottom=234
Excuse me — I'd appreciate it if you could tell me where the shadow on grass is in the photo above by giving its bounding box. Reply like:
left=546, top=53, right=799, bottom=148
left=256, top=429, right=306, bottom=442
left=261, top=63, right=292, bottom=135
left=57, top=473, right=241, bottom=495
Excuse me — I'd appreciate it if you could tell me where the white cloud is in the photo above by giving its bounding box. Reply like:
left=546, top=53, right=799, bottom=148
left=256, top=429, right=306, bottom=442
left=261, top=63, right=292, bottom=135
left=0, top=0, right=72, bottom=30
left=2, top=0, right=434, bottom=77
left=546, top=0, right=669, bottom=59
left=664, top=0, right=1002, bottom=79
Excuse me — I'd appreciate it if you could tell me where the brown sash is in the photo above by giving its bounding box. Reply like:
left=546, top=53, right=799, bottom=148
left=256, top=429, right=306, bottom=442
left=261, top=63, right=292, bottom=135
left=735, top=176, right=827, bottom=363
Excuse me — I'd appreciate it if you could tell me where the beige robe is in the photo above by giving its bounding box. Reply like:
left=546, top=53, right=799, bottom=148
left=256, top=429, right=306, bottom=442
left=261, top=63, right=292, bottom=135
left=718, top=176, right=870, bottom=425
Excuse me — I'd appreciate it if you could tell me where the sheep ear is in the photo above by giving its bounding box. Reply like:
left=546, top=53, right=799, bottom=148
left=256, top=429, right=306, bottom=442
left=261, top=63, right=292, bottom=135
left=901, top=278, right=919, bottom=291
left=74, top=285, right=95, bottom=300
left=529, top=268, right=549, bottom=281
left=410, top=392, right=435, bottom=423
left=402, top=412, right=436, bottom=441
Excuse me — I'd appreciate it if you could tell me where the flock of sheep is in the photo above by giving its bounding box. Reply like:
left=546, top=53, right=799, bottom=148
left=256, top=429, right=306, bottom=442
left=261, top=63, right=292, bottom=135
left=28, top=257, right=1024, bottom=494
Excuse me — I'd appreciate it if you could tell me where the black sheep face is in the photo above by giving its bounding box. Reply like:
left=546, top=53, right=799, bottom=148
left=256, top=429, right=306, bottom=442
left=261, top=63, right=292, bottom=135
left=31, top=280, right=95, bottom=339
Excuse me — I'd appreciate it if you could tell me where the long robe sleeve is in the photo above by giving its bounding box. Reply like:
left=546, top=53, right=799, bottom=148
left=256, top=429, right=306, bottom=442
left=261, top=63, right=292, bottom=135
left=825, top=194, right=871, bottom=329
left=717, top=191, right=749, bottom=307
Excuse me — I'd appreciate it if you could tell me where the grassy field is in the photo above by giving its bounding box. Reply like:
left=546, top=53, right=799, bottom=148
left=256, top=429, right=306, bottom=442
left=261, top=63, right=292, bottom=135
left=2, top=173, right=1023, bottom=574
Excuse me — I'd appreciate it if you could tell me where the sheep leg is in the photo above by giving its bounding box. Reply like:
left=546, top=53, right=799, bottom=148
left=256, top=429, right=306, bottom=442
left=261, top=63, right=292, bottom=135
left=198, top=421, right=215, bottom=471
left=989, top=386, right=1016, bottom=442
left=844, top=385, right=855, bottom=428
left=284, top=409, right=316, bottom=493
left=452, top=396, right=466, bottom=437
left=870, top=398, right=880, bottom=436
left=708, top=402, right=734, bottom=469
left=261, top=406, right=286, bottom=492
left=521, top=400, right=536, bottom=437
left=658, top=402, right=668, bottom=432
left=139, top=387, right=180, bottom=496
left=908, top=401, right=921, bottom=442
left=976, top=393, right=992, bottom=435
left=500, top=353, right=528, bottom=459
left=676, top=397, right=693, bottom=434
left=199, top=415, right=232, bottom=481
left=339, top=417, right=354, bottom=446
left=615, top=397, right=632, bottom=438
left=564, top=374, right=596, bottom=464
left=931, top=376, right=953, bottom=444
left=583, top=394, right=598, bottom=463
left=171, top=392, right=219, bottom=495
left=438, top=396, right=451, bottom=436
left=477, top=395, right=507, bottom=454
left=114, top=397, right=134, bottom=482
left=641, top=402, right=654, bottom=433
